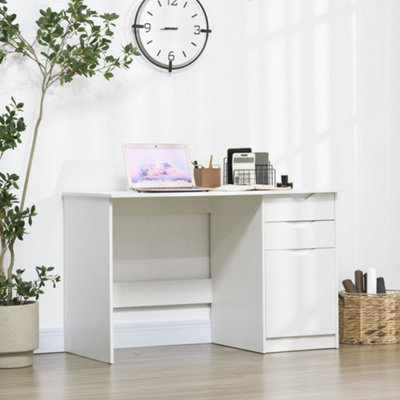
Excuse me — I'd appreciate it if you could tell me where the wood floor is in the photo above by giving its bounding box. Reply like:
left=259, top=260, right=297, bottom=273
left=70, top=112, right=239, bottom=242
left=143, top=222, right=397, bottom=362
left=1, top=344, right=400, bottom=399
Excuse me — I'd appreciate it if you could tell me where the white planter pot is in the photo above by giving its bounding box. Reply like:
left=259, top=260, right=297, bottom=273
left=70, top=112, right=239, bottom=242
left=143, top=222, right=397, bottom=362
left=0, top=302, right=39, bottom=368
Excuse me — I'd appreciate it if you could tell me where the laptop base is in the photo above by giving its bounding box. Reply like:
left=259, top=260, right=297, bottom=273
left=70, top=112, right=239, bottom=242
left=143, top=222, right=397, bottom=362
left=135, top=187, right=209, bottom=193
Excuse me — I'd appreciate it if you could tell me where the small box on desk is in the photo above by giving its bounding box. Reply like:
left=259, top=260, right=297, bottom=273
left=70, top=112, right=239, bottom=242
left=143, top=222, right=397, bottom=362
left=194, top=168, right=221, bottom=188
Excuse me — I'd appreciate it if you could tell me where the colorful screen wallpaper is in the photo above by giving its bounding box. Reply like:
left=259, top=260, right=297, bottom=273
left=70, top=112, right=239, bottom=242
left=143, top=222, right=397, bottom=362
left=126, top=147, right=192, bottom=184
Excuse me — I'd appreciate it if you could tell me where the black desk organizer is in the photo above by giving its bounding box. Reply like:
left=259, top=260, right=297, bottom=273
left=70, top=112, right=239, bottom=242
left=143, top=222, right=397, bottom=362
left=223, top=158, right=276, bottom=186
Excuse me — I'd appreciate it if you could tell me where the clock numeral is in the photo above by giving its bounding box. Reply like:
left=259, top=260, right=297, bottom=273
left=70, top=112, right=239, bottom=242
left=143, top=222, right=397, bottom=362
left=168, top=51, right=175, bottom=61
left=144, top=22, right=151, bottom=32
left=168, top=0, right=178, bottom=5
left=194, top=25, right=201, bottom=35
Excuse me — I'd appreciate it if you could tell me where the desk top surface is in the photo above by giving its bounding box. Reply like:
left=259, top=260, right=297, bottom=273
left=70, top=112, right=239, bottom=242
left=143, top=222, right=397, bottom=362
left=63, top=188, right=336, bottom=199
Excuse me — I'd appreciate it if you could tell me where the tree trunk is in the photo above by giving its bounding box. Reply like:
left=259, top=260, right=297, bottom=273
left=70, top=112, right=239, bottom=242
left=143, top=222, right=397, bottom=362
left=20, top=87, right=47, bottom=211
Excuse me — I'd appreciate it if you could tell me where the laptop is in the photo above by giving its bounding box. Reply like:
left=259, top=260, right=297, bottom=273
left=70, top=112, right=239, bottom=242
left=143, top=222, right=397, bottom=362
left=123, top=144, right=209, bottom=192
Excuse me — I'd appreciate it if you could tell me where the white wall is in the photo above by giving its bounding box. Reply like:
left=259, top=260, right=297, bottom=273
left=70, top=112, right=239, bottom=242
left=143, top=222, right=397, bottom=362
left=1, top=0, right=400, bottom=352
left=354, top=1, right=400, bottom=287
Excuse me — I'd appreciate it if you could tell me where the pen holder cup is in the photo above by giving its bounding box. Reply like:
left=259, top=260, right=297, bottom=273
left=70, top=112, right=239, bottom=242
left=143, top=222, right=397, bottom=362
left=194, top=168, right=221, bottom=188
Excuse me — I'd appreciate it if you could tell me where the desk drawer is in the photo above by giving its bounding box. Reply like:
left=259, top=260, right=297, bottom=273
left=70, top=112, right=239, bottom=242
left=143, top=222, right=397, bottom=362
left=263, top=193, right=334, bottom=222
left=264, top=220, right=334, bottom=250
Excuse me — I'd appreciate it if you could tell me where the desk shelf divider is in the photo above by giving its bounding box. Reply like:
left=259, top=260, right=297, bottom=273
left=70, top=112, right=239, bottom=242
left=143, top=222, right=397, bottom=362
left=113, top=278, right=212, bottom=308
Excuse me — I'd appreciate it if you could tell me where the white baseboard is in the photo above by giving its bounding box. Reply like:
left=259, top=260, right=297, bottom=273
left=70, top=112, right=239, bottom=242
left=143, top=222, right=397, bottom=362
left=36, top=327, right=64, bottom=354
left=36, top=320, right=211, bottom=354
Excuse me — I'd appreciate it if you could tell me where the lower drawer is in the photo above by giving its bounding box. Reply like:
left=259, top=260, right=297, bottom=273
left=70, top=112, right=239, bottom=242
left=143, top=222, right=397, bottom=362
left=265, top=248, right=336, bottom=338
left=264, top=220, right=334, bottom=250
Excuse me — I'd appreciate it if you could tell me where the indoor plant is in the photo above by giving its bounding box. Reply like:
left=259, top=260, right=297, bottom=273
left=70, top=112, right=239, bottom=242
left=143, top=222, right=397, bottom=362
left=0, top=0, right=139, bottom=367
left=0, top=98, right=60, bottom=368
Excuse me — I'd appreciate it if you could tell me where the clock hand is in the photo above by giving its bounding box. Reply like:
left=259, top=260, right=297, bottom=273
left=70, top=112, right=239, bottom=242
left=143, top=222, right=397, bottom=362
left=161, top=27, right=179, bottom=30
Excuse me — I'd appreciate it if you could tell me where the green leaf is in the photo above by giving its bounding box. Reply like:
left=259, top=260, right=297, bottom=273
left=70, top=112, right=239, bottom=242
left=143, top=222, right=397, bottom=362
left=104, top=71, right=113, bottom=80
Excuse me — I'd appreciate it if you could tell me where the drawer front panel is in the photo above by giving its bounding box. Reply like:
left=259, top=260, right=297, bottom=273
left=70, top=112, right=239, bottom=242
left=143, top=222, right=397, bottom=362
left=265, top=248, right=336, bottom=338
left=264, top=220, right=334, bottom=250
left=263, top=193, right=334, bottom=222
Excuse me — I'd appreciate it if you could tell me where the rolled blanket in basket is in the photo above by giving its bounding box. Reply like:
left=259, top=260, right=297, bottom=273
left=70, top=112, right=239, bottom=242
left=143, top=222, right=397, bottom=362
left=377, top=277, right=386, bottom=293
left=343, top=279, right=358, bottom=293
left=367, top=267, right=377, bottom=293
left=355, top=270, right=363, bottom=293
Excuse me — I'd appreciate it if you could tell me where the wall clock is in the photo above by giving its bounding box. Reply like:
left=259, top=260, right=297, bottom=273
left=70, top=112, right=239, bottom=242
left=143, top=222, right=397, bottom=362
left=132, top=0, right=211, bottom=72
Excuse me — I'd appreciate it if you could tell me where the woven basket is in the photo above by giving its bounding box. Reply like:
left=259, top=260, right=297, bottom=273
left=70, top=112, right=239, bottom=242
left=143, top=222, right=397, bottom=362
left=339, top=290, right=400, bottom=344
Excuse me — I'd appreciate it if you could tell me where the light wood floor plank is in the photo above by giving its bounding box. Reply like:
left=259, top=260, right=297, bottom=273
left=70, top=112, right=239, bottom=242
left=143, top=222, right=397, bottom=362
left=1, top=344, right=400, bottom=399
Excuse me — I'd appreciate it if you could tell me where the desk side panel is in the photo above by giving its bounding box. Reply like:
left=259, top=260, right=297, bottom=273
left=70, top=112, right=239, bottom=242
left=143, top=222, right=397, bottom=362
left=64, top=196, right=113, bottom=363
left=211, top=196, right=265, bottom=353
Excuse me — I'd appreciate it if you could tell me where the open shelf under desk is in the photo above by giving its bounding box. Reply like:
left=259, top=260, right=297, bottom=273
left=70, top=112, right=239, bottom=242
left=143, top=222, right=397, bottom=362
left=113, top=278, right=212, bottom=308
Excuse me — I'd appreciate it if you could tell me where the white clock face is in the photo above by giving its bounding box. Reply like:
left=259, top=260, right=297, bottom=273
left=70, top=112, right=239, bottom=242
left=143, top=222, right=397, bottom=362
left=132, top=0, right=211, bottom=72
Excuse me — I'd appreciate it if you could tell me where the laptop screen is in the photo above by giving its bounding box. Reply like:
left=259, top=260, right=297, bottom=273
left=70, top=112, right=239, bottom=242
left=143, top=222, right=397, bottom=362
left=124, top=145, right=194, bottom=187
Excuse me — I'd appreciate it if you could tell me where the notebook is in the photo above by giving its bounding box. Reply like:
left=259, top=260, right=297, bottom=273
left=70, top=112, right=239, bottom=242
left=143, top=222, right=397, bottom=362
left=123, top=144, right=209, bottom=192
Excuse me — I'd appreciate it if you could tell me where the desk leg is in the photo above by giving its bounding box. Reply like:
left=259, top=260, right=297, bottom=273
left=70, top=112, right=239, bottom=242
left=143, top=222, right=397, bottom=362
left=64, top=197, right=114, bottom=364
left=211, top=196, right=265, bottom=353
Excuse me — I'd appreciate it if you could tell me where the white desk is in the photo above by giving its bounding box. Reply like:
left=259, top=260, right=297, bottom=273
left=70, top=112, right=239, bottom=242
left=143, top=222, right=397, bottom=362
left=63, top=189, right=338, bottom=363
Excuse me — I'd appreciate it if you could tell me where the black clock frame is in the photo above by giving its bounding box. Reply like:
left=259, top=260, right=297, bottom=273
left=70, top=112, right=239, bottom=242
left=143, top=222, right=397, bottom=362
left=132, top=0, right=211, bottom=72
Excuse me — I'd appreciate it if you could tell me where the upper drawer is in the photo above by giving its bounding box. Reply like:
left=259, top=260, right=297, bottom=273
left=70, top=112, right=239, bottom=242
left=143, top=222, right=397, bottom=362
left=263, top=193, right=334, bottom=222
left=264, top=220, right=335, bottom=250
